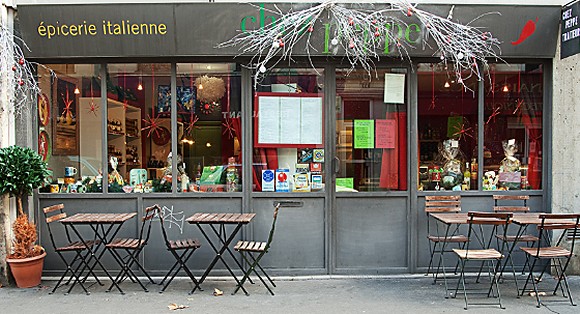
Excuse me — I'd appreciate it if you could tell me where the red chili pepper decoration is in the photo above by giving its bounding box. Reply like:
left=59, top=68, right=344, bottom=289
left=12, top=66, right=17, bottom=71
left=18, top=58, right=25, bottom=65
left=511, top=18, right=538, bottom=46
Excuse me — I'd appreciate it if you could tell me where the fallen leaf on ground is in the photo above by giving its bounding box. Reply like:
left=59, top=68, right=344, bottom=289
left=213, top=288, right=223, bottom=296
left=529, top=291, right=546, bottom=297
left=168, top=303, right=189, bottom=310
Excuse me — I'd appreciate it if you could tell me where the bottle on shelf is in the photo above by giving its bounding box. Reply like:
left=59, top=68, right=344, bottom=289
left=226, top=157, right=238, bottom=192
left=463, top=162, right=471, bottom=190
left=195, top=163, right=202, bottom=188
left=470, top=158, right=478, bottom=188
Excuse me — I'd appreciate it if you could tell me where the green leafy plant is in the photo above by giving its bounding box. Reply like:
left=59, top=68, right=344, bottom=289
left=0, top=145, right=51, bottom=259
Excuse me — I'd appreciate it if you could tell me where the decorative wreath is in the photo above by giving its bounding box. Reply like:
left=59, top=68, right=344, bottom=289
left=195, top=75, right=225, bottom=103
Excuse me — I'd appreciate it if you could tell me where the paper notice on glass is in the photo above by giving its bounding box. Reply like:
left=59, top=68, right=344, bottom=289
left=300, top=97, right=323, bottom=144
left=376, top=119, right=396, bottom=149
left=279, top=97, right=301, bottom=144
left=384, top=73, right=405, bottom=104
left=354, top=120, right=374, bottom=149
left=258, top=96, right=280, bottom=144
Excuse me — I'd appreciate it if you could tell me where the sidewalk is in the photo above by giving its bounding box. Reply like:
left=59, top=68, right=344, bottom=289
left=1, top=275, right=579, bottom=313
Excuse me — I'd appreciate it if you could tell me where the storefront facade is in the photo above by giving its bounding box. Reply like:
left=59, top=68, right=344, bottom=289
left=15, top=2, right=561, bottom=276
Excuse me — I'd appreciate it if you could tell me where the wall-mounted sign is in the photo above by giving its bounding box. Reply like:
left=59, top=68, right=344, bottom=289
left=562, top=1, right=580, bottom=59
left=18, top=4, right=560, bottom=59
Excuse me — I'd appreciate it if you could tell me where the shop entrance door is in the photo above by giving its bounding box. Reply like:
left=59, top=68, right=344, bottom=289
left=332, top=67, right=410, bottom=274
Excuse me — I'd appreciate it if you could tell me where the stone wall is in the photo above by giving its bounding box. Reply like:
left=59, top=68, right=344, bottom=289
left=552, top=37, right=580, bottom=274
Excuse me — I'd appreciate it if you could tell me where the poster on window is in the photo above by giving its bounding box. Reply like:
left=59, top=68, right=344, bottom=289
left=354, top=120, right=374, bottom=149
left=384, top=73, right=405, bottom=104
left=255, top=93, right=323, bottom=148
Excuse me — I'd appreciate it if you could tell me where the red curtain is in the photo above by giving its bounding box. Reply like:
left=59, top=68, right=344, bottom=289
left=379, top=112, right=407, bottom=190
left=520, top=114, right=541, bottom=189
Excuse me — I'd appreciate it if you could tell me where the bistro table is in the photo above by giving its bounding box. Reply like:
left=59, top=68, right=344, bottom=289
left=186, top=212, right=256, bottom=294
left=59, top=212, right=137, bottom=293
left=429, top=212, right=542, bottom=297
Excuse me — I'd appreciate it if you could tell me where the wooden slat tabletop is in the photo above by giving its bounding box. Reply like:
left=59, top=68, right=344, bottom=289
left=186, top=212, right=256, bottom=224
left=60, top=212, right=137, bottom=224
left=430, top=212, right=543, bottom=225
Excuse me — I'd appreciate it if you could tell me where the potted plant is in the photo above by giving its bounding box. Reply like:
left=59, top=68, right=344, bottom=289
left=0, top=145, right=51, bottom=288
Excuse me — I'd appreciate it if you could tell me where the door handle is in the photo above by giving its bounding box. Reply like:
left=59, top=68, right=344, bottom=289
left=333, top=156, right=340, bottom=174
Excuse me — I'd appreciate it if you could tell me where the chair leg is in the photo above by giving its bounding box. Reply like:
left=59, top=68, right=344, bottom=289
left=160, top=249, right=199, bottom=293
left=426, top=240, right=436, bottom=276
left=247, top=252, right=276, bottom=289
left=233, top=251, right=270, bottom=296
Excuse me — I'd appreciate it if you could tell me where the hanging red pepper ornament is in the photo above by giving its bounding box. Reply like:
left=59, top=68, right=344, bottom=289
left=18, top=58, right=25, bottom=65
left=407, top=7, right=413, bottom=17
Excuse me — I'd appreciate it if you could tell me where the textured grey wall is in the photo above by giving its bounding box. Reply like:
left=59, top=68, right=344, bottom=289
left=552, top=35, right=580, bottom=274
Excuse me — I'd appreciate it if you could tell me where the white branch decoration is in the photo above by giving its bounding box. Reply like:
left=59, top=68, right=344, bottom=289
left=218, top=1, right=502, bottom=89
left=0, top=25, right=54, bottom=116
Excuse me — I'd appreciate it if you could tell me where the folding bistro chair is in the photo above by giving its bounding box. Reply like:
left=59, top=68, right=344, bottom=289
left=153, top=204, right=202, bottom=293
left=105, top=206, right=156, bottom=293
left=232, top=202, right=281, bottom=296
left=424, top=195, right=468, bottom=282
left=452, top=211, right=513, bottom=310
left=519, top=213, right=580, bottom=307
left=492, top=195, right=538, bottom=290
left=43, top=204, right=100, bottom=295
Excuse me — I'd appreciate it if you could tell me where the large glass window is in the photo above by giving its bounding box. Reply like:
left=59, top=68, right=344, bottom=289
left=177, top=63, right=241, bottom=193
left=252, top=68, right=324, bottom=192
left=417, top=64, right=478, bottom=191
left=39, top=64, right=103, bottom=193
left=107, top=63, right=171, bottom=193
left=484, top=64, right=543, bottom=190
left=335, top=68, right=408, bottom=192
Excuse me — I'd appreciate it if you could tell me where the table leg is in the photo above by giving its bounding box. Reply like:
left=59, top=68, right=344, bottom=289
left=73, top=223, right=127, bottom=294
left=191, top=223, right=248, bottom=295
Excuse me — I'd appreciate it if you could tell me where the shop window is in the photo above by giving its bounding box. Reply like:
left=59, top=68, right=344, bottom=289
left=176, top=63, right=241, bottom=193
left=107, top=63, right=171, bottom=193
left=417, top=63, right=478, bottom=191
left=335, top=68, right=408, bottom=192
left=38, top=64, right=103, bottom=193
left=252, top=68, right=324, bottom=192
left=483, top=64, right=542, bottom=190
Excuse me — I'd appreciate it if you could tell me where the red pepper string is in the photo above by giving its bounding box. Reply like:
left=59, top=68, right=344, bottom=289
left=429, top=64, right=435, bottom=110
left=151, top=64, right=155, bottom=117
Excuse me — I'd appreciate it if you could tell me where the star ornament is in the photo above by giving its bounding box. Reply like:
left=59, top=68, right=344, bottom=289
left=452, top=123, right=474, bottom=141
left=87, top=99, right=99, bottom=116
left=486, top=106, right=501, bottom=125
left=141, top=114, right=163, bottom=138
left=61, top=89, right=74, bottom=117
left=184, top=113, right=200, bottom=136
left=222, top=117, right=236, bottom=139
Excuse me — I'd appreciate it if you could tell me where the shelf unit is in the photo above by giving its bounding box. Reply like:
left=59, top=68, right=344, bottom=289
left=107, top=98, right=142, bottom=179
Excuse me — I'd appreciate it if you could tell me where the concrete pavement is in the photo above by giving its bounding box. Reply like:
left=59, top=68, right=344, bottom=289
left=1, top=275, right=579, bottom=313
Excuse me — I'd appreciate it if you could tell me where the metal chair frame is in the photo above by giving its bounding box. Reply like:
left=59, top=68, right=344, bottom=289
left=152, top=204, right=202, bottom=293
left=232, top=202, right=282, bottom=296
left=424, top=195, right=468, bottom=289
left=452, top=211, right=513, bottom=310
left=492, top=195, right=538, bottom=292
left=43, top=203, right=101, bottom=295
left=519, top=213, right=580, bottom=308
left=105, top=206, right=156, bottom=294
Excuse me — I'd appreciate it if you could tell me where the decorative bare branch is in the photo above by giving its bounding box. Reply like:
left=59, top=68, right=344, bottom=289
left=0, top=25, right=54, bottom=116
left=218, top=1, right=503, bottom=89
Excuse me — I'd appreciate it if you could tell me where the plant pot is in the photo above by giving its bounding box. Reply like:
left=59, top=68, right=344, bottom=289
left=6, top=251, right=46, bottom=288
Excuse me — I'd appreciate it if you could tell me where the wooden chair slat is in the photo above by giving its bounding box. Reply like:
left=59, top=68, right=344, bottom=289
left=46, top=212, right=67, bottom=223
left=43, top=203, right=64, bottom=214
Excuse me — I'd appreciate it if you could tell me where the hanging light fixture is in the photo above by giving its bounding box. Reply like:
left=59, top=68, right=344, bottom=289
left=502, top=77, right=509, bottom=92
left=137, top=70, right=143, bottom=91
left=444, top=81, right=451, bottom=88
left=73, top=87, right=80, bottom=94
